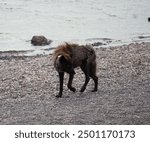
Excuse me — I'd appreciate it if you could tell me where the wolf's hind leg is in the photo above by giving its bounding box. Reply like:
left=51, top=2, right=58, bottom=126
left=80, top=62, right=90, bottom=92
left=67, top=73, right=76, bottom=92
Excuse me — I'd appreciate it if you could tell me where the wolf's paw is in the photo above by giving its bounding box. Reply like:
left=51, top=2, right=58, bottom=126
left=91, top=89, right=97, bottom=92
left=70, top=87, right=76, bottom=92
left=80, top=87, right=85, bottom=92
left=68, top=86, right=76, bottom=92
left=55, top=93, right=62, bottom=98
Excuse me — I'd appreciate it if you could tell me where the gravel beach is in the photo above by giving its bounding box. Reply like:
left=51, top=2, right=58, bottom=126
left=0, top=42, right=150, bottom=125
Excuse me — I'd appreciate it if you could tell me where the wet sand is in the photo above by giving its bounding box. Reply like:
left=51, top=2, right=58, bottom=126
left=0, top=42, right=150, bottom=124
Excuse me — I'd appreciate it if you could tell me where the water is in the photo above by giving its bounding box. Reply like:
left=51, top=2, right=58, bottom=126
left=0, top=0, right=150, bottom=55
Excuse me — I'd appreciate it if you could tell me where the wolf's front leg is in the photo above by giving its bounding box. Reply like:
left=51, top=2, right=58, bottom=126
left=56, top=72, right=64, bottom=98
left=67, top=73, right=76, bottom=92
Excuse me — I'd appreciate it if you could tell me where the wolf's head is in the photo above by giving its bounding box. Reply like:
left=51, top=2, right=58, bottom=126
left=55, top=55, right=75, bottom=74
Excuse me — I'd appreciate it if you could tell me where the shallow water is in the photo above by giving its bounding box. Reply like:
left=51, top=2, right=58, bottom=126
left=0, top=0, right=150, bottom=55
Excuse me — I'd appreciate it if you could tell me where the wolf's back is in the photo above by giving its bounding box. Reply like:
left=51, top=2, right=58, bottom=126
left=53, top=43, right=96, bottom=68
left=71, top=44, right=96, bottom=67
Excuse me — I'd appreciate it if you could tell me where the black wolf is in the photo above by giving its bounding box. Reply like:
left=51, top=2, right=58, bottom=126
left=53, top=43, right=98, bottom=97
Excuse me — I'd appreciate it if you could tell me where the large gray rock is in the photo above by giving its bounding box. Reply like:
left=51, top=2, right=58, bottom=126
left=31, top=35, right=52, bottom=46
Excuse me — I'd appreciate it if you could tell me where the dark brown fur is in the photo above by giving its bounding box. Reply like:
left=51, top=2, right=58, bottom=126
left=53, top=43, right=98, bottom=97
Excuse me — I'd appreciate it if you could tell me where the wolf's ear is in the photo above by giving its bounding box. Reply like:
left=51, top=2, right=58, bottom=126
left=58, top=55, right=66, bottom=63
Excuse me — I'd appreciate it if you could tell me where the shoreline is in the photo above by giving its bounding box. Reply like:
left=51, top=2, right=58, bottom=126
left=1, top=35, right=150, bottom=58
left=0, top=42, right=150, bottom=124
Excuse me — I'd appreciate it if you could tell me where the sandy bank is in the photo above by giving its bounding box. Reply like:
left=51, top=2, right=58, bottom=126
left=0, top=42, right=150, bottom=124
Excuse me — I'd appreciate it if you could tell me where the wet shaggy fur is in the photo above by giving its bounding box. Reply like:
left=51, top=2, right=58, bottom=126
left=53, top=43, right=98, bottom=98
